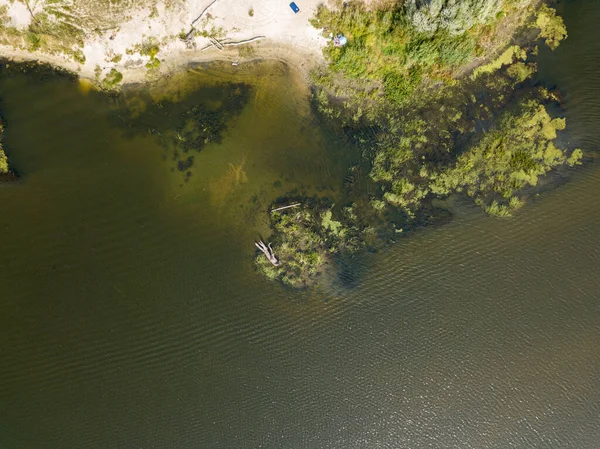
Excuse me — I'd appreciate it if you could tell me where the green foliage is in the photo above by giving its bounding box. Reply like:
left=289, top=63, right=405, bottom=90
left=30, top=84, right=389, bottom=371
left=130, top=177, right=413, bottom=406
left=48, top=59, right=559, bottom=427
left=471, top=45, right=526, bottom=79
left=256, top=205, right=366, bottom=287
left=369, top=56, right=581, bottom=218
left=73, top=49, right=86, bottom=64
left=256, top=209, right=328, bottom=288
left=141, top=38, right=161, bottom=59
left=567, top=149, right=583, bottom=167
left=0, top=121, right=8, bottom=174
left=27, top=11, right=86, bottom=54
left=311, top=0, right=480, bottom=105
left=26, top=31, right=41, bottom=51
left=102, top=68, right=123, bottom=89
left=405, top=0, right=502, bottom=36
left=535, top=4, right=567, bottom=50
left=0, top=150, right=7, bottom=174
left=506, top=61, right=535, bottom=83
left=145, top=58, right=161, bottom=70
left=321, top=210, right=344, bottom=237
left=141, top=37, right=162, bottom=70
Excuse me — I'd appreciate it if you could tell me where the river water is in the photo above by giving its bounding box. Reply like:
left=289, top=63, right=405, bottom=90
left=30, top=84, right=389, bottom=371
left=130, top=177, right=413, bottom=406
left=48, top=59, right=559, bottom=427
left=0, top=1, right=599, bottom=447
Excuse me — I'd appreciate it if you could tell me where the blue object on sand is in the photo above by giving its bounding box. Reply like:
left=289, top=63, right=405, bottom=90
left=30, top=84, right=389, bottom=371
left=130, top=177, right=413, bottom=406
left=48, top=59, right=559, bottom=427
left=290, top=2, right=300, bottom=13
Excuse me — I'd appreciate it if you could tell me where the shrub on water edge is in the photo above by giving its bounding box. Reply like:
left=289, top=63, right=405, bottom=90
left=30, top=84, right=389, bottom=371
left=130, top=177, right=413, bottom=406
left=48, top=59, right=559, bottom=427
left=102, top=68, right=123, bottom=89
left=0, top=122, right=7, bottom=174
left=141, top=38, right=160, bottom=59
left=145, top=58, right=161, bottom=70
left=0, top=149, right=8, bottom=174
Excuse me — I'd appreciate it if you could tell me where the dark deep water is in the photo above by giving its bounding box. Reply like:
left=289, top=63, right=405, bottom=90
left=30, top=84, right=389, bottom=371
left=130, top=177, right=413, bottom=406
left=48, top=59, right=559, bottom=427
left=1, top=1, right=599, bottom=447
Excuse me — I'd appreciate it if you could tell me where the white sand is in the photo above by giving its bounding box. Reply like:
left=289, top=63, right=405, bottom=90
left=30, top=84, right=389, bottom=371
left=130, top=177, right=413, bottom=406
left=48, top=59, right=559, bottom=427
left=4, top=1, right=33, bottom=28
left=0, top=0, right=329, bottom=84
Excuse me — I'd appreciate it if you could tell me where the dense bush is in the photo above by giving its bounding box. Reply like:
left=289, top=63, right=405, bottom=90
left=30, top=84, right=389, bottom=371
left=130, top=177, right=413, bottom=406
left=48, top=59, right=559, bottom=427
left=405, top=0, right=502, bottom=35
left=311, top=0, right=480, bottom=105
left=256, top=203, right=375, bottom=287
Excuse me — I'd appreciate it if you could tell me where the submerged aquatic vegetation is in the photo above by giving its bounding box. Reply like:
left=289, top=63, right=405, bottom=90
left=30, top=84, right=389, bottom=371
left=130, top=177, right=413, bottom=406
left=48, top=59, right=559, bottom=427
left=110, top=82, right=251, bottom=175
left=429, top=98, right=582, bottom=215
left=207, top=157, right=248, bottom=206
left=369, top=59, right=582, bottom=218
left=102, top=68, right=123, bottom=90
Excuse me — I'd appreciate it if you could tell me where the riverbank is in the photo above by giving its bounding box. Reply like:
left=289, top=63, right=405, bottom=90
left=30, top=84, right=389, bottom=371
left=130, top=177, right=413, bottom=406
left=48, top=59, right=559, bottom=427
left=0, top=0, right=327, bottom=85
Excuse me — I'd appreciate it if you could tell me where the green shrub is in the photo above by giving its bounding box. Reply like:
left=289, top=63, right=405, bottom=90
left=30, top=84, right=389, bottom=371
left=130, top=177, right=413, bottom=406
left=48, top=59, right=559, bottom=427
left=141, top=38, right=160, bottom=59
left=0, top=148, right=8, bottom=174
left=145, top=58, right=161, bottom=70
left=256, top=204, right=364, bottom=287
left=311, top=1, right=478, bottom=104
left=102, top=68, right=123, bottom=89
left=73, top=49, right=86, bottom=64
left=26, top=31, right=41, bottom=50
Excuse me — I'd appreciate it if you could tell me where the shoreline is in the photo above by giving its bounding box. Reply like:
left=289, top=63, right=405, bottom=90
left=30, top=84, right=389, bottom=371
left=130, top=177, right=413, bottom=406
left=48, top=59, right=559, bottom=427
left=0, top=0, right=328, bottom=87
left=0, top=39, right=326, bottom=86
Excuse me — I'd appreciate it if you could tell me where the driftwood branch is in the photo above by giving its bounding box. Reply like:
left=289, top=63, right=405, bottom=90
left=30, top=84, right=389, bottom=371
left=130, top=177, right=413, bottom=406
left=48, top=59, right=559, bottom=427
left=185, top=0, right=218, bottom=40
left=222, top=36, right=266, bottom=46
left=209, top=37, right=224, bottom=51
left=23, top=0, right=40, bottom=25
left=255, top=240, right=279, bottom=266
left=271, top=203, right=301, bottom=213
left=200, top=36, right=266, bottom=52
left=191, top=0, right=218, bottom=27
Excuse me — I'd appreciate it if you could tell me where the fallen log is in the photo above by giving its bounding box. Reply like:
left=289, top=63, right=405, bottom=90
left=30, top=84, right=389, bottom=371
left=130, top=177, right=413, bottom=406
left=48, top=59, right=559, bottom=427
left=200, top=36, right=266, bottom=52
left=255, top=240, right=279, bottom=266
left=185, top=0, right=219, bottom=40
left=271, top=203, right=301, bottom=213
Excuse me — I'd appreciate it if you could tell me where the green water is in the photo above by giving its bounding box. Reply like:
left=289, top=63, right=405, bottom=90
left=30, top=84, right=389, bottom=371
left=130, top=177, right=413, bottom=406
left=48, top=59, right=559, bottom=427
left=1, top=1, right=599, bottom=447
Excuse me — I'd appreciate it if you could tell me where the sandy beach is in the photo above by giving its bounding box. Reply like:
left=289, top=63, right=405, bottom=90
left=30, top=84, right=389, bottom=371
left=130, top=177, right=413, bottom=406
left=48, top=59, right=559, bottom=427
left=0, top=0, right=328, bottom=83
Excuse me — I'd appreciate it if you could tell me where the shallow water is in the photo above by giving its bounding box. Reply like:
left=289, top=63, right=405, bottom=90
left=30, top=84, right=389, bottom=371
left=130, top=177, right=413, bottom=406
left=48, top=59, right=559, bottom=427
left=1, top=1, right=599, bottom=447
